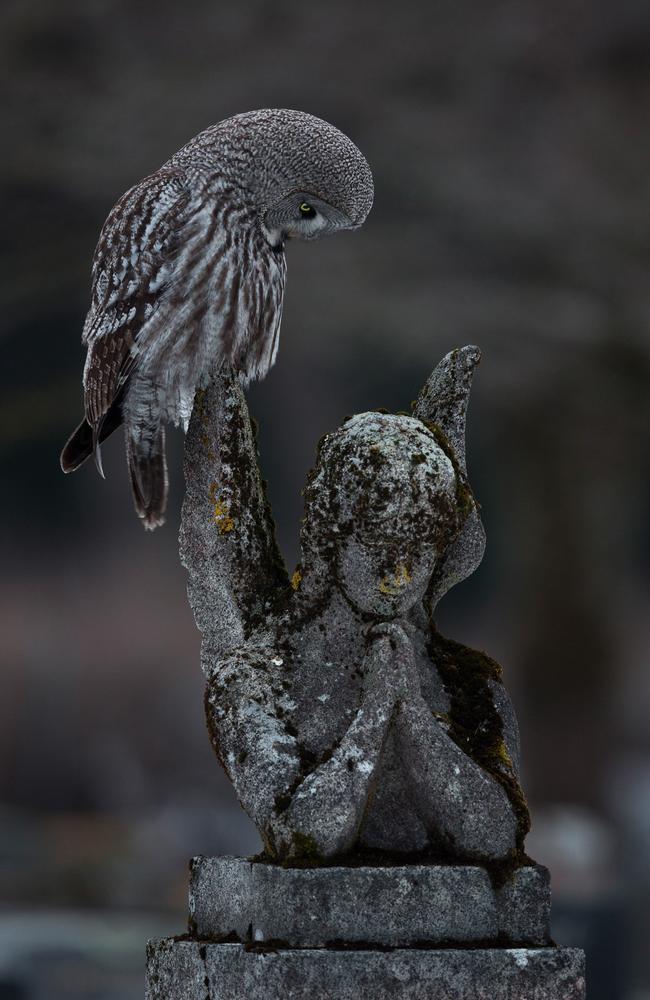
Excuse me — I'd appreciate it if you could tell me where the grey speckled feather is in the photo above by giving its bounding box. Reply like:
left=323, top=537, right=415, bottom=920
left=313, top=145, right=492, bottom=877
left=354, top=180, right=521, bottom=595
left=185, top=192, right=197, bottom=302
left=60, top=109, right=374, bottom=529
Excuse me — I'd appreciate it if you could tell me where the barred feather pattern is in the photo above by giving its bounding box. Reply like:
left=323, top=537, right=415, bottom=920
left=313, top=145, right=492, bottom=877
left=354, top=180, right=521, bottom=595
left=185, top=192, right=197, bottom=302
left=63, top=108, right=373, bottom=528
left=84, top=172, right=286, bottom=433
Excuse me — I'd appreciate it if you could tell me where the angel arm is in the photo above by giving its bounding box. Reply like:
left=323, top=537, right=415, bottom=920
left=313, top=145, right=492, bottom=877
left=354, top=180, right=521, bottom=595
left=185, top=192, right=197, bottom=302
left=392, top=626, right=522, bottom=860
left=180, top=368, right=289, bottom=664
left=205, top=633, right=402, bottom=861
left=396, top=696, right=519, bottom=860
left=268, top=636, right=399, bottom=859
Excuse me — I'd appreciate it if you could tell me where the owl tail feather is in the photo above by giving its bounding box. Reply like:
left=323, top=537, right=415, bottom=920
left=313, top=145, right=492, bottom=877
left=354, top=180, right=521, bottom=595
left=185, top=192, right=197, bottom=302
left=126, top=426, right=168, bottom=531
left=60, top=403, right=124, bottom=475
left=60, top=419, right=94, bottom=473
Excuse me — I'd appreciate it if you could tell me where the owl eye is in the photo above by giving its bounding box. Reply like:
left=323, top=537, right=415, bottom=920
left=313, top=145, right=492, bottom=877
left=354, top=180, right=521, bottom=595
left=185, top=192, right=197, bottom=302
left=299, top=202, right=316, bottom=218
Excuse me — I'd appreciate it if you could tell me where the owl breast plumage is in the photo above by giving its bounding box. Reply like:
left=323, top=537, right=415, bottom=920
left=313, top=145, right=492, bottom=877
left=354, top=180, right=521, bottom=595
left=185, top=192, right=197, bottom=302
left=61, top=108, right=373, bottom=529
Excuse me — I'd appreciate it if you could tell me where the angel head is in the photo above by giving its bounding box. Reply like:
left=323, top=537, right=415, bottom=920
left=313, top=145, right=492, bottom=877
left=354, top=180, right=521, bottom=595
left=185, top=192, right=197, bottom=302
left=298, top=347, right=486, bottom=619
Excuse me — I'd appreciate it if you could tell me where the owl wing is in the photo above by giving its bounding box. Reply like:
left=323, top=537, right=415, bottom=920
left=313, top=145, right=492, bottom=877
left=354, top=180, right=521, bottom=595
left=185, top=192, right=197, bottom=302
left=82, top=168, right=196, bottom=432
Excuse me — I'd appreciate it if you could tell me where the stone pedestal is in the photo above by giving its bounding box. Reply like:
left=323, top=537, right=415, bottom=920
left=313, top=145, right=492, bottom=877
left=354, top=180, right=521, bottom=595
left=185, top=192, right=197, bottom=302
left=145, top=857, right=586, bottom=999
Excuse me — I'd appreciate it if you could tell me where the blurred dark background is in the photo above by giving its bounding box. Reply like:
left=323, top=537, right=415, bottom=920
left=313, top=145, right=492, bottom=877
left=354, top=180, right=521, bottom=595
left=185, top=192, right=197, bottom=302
left=1, top=0, right=649, bottom=997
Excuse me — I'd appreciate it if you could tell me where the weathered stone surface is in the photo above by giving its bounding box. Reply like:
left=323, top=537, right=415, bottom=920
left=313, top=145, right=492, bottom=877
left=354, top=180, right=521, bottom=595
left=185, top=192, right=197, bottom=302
left=496, top=863, right=552, bottom=945
left=150, top=345, right=587, bottom=997
left=189, top=856, right=551, bottom=947
left=146, top=939, right=586, bottom=1000
left=180, top=348, right=531, bottom=864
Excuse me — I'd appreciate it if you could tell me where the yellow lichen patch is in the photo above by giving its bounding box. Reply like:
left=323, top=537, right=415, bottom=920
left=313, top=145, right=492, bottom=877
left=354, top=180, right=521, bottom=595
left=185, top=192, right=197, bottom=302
left=495, top=740, right=514, bottom=770
left=208, top=482, right=234, bottom=533
left=378, top=564, right=412, bottom=595
left=213, top=504, right=234, bottom=533
left=291, top=569, right=303, bottom=591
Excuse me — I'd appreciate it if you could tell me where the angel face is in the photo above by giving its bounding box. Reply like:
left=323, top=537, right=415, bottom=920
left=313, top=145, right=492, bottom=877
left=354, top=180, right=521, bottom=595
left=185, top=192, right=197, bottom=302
left=336, top=442, right=458, bottom=618
left=301, top=412, right=462, bottom=621
left=337, top=533, right=440, bottom=619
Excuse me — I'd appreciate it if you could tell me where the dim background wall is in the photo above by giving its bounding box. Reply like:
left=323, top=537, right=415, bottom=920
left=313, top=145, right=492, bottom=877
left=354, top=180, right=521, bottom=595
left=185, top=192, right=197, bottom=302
left=1, top=1, right=649, bottom=997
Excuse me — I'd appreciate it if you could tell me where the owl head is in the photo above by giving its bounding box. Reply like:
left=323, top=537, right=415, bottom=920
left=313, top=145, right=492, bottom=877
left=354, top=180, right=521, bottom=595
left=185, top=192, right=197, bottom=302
left=214, top=109, right=374, bottom=247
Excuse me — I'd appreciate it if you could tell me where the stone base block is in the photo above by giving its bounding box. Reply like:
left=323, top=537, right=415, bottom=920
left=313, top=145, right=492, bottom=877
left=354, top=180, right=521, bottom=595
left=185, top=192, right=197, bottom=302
left=189, top=856, right=551, bottom=947
left=146, top=939, right=586, bottom=1000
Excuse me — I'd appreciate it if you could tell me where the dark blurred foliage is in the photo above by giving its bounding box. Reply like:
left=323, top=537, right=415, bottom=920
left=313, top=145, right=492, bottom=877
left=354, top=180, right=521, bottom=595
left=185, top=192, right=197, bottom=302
left=1, top=1, right=649, bottom=997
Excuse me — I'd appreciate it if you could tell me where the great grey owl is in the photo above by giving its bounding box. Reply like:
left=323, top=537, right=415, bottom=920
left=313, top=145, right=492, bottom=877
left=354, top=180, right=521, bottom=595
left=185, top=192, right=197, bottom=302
left=60, top=108, right=374, bottom=529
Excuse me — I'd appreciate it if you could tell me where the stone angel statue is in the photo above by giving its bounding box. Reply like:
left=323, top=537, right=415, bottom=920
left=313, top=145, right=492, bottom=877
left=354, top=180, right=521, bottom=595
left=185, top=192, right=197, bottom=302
left=180, top=347, right=530, bottom=865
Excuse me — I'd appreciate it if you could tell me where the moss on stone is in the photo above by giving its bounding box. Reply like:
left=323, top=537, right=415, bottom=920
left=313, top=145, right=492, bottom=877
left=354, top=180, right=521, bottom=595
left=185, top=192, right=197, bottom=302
left=427, top=627, right=531, bottom=862
left=291, top=831, right=324, bottom=863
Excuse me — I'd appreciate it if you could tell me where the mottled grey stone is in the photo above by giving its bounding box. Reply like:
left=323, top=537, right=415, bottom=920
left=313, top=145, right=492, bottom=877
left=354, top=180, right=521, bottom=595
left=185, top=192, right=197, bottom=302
left=496, top=863, right=552, bottom=946
left=189, top=856, right=551, bottom=947
left=146, top=939, right=586, bottom=1000
left=180, top=348, right=530, bottom=863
